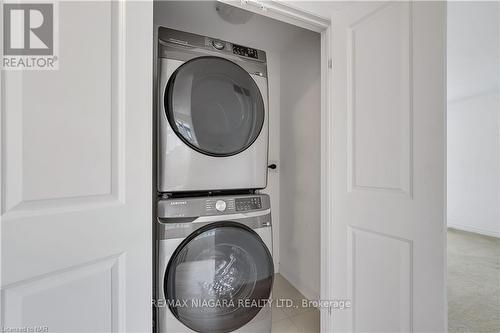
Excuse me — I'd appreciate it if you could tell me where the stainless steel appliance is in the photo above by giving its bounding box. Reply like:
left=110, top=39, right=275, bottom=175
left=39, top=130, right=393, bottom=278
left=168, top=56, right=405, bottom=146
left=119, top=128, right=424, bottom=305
left=157, top=27, right=269, bottom=193
left=156, top=194, right=274, bottom=333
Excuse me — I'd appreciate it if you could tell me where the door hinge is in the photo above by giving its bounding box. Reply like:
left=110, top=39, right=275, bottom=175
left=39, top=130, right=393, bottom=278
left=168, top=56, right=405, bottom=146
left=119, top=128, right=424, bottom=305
left=328, top=59, right=332, bottom=69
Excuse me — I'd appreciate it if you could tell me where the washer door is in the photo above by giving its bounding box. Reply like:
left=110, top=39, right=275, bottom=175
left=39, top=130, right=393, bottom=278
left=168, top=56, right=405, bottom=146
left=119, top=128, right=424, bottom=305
left=165, top=56, right=265, bottom=157
left=164, top=222, right=274, bottom=333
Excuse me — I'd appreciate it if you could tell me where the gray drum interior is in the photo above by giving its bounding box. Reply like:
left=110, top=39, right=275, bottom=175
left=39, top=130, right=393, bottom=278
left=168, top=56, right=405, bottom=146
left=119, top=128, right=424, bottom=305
left=164, top=222, right=274, bottom=333
left=165, top=57, right=265, bottom=157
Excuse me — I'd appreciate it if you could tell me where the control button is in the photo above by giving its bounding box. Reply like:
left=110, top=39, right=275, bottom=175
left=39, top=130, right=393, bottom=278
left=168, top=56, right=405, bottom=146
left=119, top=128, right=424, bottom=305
left=212, top=40, right=225, bottom=50
left=215, top=200, right=227, bottom=212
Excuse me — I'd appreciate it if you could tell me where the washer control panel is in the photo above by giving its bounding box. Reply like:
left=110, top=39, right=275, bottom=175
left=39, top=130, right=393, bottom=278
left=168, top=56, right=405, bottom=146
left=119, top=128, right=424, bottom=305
left=232, top=44, right=259, bottom=59
left=204, top=196, right=263, bottom=214
left=211, top=39, right=225, bottom=50
left=215, top=200, right=227, bottom=212
left=235, top=197, right=262, bottom=211
left=158, top=194, right=270, bottom=219
left=205, top=198, right=235, bottom=214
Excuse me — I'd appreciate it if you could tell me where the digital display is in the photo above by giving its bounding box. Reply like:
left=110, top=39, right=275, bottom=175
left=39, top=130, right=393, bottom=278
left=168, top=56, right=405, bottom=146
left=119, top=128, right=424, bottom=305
left=235, top=197, right=262, bottom=211
left=232, top=44, right=259, bottom=59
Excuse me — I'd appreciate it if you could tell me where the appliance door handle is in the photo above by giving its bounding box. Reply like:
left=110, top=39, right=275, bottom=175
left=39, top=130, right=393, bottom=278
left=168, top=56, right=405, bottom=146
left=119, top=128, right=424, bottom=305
left=191, top=209, right=271, bottom=223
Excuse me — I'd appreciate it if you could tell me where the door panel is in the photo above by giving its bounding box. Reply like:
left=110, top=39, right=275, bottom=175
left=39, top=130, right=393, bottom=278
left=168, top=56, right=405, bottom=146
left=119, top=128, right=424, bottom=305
left=2, top=255, right=123, bottom=332
left=347, top=227, right=412, bottom=332
left=331, top=2, right=446, bottom=332
left=2, top=1, right=117, bottom=220
left=1, top=1, right=153, bottom=332
left=346, top=1, right=412, bottom=195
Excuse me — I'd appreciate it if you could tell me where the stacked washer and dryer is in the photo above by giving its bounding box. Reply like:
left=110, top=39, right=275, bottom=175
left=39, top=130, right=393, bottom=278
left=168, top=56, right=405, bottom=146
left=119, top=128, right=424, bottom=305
left=156, top=27, right=274, bottom=333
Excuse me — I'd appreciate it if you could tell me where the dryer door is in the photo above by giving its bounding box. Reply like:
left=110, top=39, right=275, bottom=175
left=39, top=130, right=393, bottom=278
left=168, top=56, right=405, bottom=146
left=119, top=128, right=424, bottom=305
left=164, top=221, right=274, bottom=333
left=165, top=56, right=265, bottom=157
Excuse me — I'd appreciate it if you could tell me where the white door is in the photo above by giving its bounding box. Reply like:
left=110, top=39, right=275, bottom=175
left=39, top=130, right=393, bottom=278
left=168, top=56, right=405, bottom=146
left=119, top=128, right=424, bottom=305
left=328, top=2, right=446, bottom=332
left=1, top=1, right=153, bottom=332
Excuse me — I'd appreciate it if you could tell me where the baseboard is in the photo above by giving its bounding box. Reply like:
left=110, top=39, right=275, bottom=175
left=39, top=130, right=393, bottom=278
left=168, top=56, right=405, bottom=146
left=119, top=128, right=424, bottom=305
left=278, top=264, right=320, bottom=301
left=447, top=220, right=500, bottom=238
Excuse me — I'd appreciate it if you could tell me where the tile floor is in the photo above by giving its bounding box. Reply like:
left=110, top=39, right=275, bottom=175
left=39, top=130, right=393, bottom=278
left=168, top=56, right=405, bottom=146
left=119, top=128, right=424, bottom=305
left=448, top=228, right=500, bottom=333
left=271, top=274, right=320, bottom=333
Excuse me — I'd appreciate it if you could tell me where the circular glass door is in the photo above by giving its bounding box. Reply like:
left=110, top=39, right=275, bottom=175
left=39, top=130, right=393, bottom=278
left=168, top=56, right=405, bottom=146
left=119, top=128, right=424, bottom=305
left=165, top=56, right=265, bottom=157
left=164, top=222, right=274, bottom=333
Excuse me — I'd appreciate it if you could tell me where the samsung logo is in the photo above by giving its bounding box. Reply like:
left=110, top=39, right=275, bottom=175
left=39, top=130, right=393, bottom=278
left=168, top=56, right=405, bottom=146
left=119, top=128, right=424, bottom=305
left=170, top=201, right=187, bottom=206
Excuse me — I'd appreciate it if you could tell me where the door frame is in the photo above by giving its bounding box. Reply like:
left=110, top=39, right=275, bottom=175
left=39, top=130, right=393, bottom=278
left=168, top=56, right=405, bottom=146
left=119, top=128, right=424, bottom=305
left=217, top=1, right=334, bottom=331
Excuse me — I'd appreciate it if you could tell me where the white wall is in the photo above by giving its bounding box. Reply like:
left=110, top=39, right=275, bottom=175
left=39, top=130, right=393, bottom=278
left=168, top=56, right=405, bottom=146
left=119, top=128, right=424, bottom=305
left=278, top=32, right=321, bottom=300
left=447, top=2, right=500, bottom=237
left=154, top=2, right=322, bottom=291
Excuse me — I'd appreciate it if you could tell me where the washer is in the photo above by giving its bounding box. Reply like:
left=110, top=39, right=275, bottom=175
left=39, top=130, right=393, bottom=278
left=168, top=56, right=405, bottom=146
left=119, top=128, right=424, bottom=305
left=157, top=27, right=269, bottom=193
left=156, top=194, right=274, bottom=333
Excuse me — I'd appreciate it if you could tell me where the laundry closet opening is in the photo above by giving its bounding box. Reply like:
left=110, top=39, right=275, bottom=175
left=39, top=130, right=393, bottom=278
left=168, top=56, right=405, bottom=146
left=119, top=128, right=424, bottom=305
left=153, top=1, right=322, bottom=331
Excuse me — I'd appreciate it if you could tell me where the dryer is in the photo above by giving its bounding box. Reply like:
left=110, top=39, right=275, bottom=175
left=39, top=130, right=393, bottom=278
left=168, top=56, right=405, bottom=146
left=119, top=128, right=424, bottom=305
left=155, top=194, right=274, bottom=333
left=157, top=27, right=269, bottom=193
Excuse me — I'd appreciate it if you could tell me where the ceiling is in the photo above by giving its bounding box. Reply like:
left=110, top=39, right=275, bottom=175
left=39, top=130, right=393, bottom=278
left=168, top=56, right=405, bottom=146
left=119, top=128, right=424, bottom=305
left=281, top=1, right=353, bottom=18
